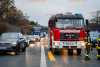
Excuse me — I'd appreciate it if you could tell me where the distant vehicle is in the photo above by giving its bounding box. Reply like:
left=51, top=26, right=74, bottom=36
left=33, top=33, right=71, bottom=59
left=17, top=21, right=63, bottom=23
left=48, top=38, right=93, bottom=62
left=24, top=35, right=35, bottom=44
left=89, top=31, right=100, bottom=47
left=32, top=27, right=42, bottom=41
left=0, top=32, right=27, bottom=55
left=40, top=32, right=47, bottom=38
left=48, top=13, right=88, bottom=55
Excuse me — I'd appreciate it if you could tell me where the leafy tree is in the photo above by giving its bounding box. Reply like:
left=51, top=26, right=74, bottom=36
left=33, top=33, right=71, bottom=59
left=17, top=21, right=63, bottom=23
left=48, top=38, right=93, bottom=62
left=0, top=0, right=37, bottom=34
left=0, top=0, right=14, bottom=20
left=30, top=21, right=38, bottom=26
left=0, top=0, right=14, bottom=33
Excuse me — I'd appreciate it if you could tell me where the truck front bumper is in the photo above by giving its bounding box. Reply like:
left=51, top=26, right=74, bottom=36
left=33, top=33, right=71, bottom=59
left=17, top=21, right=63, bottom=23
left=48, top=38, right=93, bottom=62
left=51, top=41, right=85, bottom=49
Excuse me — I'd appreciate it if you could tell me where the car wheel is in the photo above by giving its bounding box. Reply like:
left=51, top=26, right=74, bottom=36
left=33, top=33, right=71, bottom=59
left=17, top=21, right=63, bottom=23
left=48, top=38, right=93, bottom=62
left=24, top=42, right=28, bottom=47
left=15, top=50, right=19, bottom=55
left=20, top=43, right=26, bottom=52
left=17, top=44, right=23, bottom=52
left=22, top=47, right=26, bottom=52
left=11, top=48, right=19, bottom=55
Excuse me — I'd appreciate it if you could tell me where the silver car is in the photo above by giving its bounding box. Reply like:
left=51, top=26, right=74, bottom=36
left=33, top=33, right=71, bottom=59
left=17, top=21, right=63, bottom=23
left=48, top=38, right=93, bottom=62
left=0, top=32, right=27, bottom=55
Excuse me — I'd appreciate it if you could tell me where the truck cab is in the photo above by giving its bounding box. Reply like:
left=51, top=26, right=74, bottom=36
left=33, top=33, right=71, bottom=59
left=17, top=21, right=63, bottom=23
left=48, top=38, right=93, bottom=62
left=48, top=13, right=87, bottom=55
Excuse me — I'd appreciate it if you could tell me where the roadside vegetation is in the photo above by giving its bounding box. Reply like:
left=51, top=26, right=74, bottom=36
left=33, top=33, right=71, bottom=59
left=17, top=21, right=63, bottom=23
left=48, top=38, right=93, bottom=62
left=0, top=0, right=37, bottom=35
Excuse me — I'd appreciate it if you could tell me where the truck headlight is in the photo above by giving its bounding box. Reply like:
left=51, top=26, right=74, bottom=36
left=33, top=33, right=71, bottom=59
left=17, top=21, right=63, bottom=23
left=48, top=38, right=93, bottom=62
left=76, top=41, right=85, bottom=48
left=81, top=41, right=85, bottom=47
left=53, top=41, right=60, bottom=46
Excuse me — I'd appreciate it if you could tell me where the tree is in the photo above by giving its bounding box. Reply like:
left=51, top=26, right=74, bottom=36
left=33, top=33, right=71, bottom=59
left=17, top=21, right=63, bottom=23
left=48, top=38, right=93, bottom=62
left=30, top=21, right=38, bottom=26
left=0, top=0, right=14, bottom=33
left=7, top=6, right=24, bottom=25
left=0, top=22, right=7, bottom=34
left=0, top=0, right=38, bottom=34
left=0, top=0, right=14, bottom=20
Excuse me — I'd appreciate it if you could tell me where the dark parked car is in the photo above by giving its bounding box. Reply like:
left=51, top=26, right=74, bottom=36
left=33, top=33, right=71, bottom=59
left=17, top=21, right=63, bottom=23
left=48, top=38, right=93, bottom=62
left=0, top=32, right=27, bottom=55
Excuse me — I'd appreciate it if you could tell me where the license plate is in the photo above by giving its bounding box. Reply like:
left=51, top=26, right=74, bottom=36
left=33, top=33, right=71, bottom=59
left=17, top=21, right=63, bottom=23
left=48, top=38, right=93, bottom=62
left=63, top=42, right=67, bottom=46
left=64, top=42, right=76, bottom=46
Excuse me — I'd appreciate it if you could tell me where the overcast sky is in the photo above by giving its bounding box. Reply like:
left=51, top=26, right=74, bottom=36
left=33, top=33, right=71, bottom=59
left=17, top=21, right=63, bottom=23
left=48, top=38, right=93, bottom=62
left=15, top=0, right=100, bottom=26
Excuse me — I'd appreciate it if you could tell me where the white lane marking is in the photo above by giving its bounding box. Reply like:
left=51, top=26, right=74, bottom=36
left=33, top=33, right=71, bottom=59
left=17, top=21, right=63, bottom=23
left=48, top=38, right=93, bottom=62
left=40, top=45, right=47, bottom=67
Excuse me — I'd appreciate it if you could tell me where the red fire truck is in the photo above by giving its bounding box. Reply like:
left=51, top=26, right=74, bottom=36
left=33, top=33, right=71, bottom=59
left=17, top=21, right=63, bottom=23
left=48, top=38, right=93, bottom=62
left=48, top=13, right=87, bottom=55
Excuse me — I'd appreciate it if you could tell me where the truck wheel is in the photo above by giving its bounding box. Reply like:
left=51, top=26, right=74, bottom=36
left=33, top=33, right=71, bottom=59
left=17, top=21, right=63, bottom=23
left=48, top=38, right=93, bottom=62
left=54, top=49, right=61, bottom=55
left=77, top=49, right=81, bottom=55
left=68, top=49, right=73, bottom=55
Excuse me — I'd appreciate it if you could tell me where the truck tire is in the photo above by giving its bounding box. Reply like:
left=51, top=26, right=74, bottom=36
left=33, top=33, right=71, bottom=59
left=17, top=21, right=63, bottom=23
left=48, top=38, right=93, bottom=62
left=68, top=49, right=73, bottom=55
left=50, top=48, right=61, bottom=55
left=77, top=49, right=81, bottom=55
left=54, top=49, right=61, bottom=55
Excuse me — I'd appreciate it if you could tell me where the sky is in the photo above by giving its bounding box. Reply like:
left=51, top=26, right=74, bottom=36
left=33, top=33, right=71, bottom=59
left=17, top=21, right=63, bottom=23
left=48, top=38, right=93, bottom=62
left=14, top=0, right=100, bottom=26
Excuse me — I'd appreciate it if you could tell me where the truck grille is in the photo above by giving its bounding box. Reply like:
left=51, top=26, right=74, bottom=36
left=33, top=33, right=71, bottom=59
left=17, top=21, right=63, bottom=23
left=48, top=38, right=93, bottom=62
left=60, top=33, right=79, bottom=41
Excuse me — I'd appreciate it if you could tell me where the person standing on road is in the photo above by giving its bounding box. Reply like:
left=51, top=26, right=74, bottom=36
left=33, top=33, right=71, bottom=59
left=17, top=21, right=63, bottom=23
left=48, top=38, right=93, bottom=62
left=96, top=40, right=100, bottom=59
left=85, top=42, right=91, bottom=55
left=84, top=38, right=91, bottom=60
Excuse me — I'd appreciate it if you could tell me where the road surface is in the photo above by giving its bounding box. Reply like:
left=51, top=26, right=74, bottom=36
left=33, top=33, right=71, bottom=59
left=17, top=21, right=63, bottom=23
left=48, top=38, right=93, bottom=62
left=0, top=37, right=100, bottom=67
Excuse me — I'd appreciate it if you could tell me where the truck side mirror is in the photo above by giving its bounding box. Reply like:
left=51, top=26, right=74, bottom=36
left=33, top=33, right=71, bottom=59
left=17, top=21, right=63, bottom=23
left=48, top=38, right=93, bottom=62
left=49, top=20, right=55, bottom=28
left=86, top=19, right=89, bottom=26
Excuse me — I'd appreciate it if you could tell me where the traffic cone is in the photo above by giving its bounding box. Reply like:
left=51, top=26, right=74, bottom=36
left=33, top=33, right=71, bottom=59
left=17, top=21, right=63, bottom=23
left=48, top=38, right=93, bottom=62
left=48, top=51, right=56, bottom=62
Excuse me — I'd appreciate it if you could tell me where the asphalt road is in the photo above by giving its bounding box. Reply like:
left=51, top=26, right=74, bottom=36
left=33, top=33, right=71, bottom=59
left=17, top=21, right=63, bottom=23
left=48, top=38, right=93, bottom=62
left=0, top=37, right=100, bottom=67
left=46, top=48, right=100, bottom=67
left=0, top=45, right=41, bottom=67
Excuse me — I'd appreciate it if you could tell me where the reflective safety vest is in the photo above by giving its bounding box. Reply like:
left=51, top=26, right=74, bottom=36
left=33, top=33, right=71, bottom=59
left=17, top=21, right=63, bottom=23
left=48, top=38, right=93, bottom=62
left=96, top=46, right=100, bottom=49
left=97, top=54, right=100, bottom=58
left=85, top=43, right=91, bottom=49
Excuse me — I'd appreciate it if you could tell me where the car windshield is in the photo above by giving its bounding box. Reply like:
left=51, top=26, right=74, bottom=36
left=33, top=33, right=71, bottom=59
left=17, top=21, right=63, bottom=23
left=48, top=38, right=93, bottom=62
left=0, top=33, right=21, bottom=40
left=56, top=19, right=84, bottom=28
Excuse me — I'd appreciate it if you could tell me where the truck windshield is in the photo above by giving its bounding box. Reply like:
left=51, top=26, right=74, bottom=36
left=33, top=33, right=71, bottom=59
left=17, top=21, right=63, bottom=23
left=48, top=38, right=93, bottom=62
left=56, top=19, right=84, bottom=28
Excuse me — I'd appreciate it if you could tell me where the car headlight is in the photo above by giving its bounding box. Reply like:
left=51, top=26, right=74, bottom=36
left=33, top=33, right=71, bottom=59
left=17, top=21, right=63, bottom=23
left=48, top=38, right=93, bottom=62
left=12, top=42, right=16, bottom=44
left=11, top=42, right=17, bottom=46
